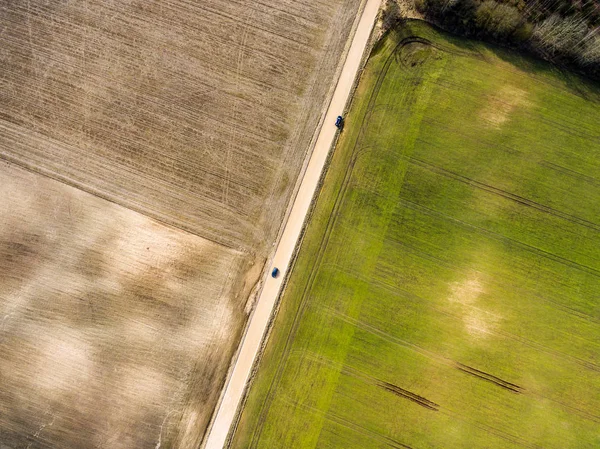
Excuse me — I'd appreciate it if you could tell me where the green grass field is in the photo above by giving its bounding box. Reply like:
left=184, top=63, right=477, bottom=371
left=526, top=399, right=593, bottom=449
left=231, top=20, right=600, bottom=449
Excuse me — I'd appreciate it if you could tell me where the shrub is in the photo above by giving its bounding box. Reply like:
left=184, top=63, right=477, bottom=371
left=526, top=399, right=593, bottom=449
left=475, top=1, right=524, bottom=40
left=382, top=0, right=401, bottom=30
left=415, top=0, right=427, bottom=14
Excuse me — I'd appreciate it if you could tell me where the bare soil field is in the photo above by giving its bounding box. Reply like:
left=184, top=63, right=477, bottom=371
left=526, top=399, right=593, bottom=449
left=0, top=161, right=258, bottom=449
left=0, top=0, right=362, bottom=251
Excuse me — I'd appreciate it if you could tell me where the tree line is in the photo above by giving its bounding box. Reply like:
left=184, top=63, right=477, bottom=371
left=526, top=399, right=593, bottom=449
left=386, top=0, right=600, bottom=79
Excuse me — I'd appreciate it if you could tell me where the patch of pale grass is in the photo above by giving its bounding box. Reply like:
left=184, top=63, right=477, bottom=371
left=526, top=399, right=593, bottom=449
left=448, top=271, right=501, bottom=339
left=480, top=85, right=531, bottom=128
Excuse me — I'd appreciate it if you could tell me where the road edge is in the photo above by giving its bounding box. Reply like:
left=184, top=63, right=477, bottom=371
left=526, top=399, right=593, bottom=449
left=201, top=2, right=382, bottom=448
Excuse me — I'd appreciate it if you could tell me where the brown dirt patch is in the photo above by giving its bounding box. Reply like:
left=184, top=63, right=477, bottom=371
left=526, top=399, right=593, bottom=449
left=0, top=1, right=367, bottom=446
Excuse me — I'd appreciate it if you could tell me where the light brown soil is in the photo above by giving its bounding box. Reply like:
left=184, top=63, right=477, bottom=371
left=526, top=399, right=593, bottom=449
left=0, top=0, right=362, bottom=252
left=448, top=272, right=500, bottom=339
left=0, top=1, right=365, bottom=447
left=0, top=161, right=259, bottom=449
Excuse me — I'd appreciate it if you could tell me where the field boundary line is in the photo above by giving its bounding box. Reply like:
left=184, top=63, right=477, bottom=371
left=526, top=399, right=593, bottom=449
left=0, top=151, right=242, bottom=254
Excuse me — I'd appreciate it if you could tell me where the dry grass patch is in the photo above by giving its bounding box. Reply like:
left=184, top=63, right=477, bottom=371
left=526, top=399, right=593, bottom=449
left=480, top=85, right=530, bottom=128
left=448, top=272, right=501, bottom=339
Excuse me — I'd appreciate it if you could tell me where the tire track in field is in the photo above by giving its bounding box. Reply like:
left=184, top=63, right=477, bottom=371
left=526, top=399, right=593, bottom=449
left=377, top=381, right=439, bottom=410
left=455, top=363, right=523, bottom=393
left=225, top=3, right=255, bottom=206
left=352, top=151, right=600, bottom=278
left=428, top=78, right=600, bottom=141
left=249, top=34, right=415, bottom=447
left=291, top=351, right=545, bottom=449
left=394, top=195, right=600, bottom=280
left=337, top=255, right=600, bottom=374
left=137, top=0, right=314, bottom=62
left=423, top=35, right=600, bottom=104
left=338, top=357, right=441, bottom=411
left=0, top=39, right=282, bottom=188
left=381, top=225, right=600, bottom=327
left=408, top=157, right=600, bottom=235
left=288, top=349, right=440, bottom=412
left=243, top=0, right=317, bottom=23
left=414, top=130, right=600, bottom=195
left=364, top=168, right=600, bottom=279
left=412, top=134, right=600, bottom=211
left=416, top=119, right=600, bottom=184
left=342, top=174, right=600, bottom=285
left=336, top=214, right=600, bottom=330
left=1, top=14, right=298, bottom=138
left=383, top=199, right=600, bottom=325
left=418, top=119, right=520, bottom=156
left=393, top=34, right=486, bottom=70
left=317, top=306, right=600, bottom=425
left=280, top=396, right=415, bottom=449
left=181, top=1, right=314, bottom=48
left=413, top=133, right=600, bottom=212
left=336, top=194, right=600, bottom=325
left=539, top=161, right=600, bottom=187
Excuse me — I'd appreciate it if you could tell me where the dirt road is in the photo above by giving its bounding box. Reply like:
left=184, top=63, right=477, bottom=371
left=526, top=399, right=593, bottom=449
left=202, top=1, right=382, bottom=447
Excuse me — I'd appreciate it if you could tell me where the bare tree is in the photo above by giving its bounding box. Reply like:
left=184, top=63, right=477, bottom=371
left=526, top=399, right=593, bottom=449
left=532, top=14, right=588, bottom=56
left=577, top=31, right=600, bottom=66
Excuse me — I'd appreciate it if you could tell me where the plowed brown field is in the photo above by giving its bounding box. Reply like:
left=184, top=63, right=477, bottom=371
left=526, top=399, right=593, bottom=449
left=0, top=161, right=255, bottom=449
left=0, top=0, right=365, bottom=448
left=0, top=0, right=361, bottom=250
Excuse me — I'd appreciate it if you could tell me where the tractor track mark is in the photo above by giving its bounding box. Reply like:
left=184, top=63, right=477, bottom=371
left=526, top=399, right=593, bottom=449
left=456, top=363, right=523, bottom=393
left=539, top=161, right=600, bottom=187
left=394, top=195, right=600, bottom=280
left=319, top=304, right=600, bottom=425
left=377, top=381, right=439, bottom=410
left=281, top=395, right=415, bottom=449
left=408, top=157, right=600, bottom=235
